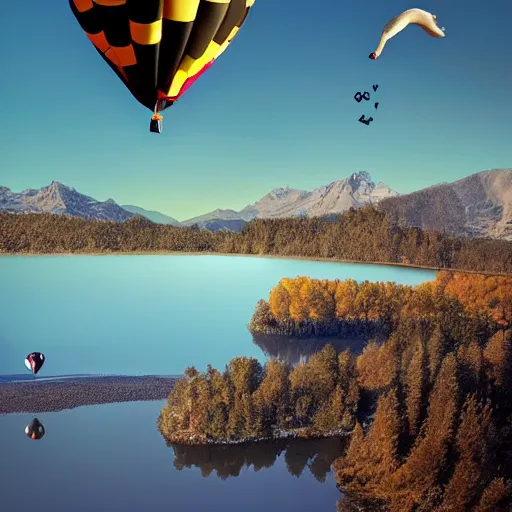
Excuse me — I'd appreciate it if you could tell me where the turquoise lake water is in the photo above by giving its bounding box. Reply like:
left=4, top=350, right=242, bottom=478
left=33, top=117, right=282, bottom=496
left=0, top=255, right=435, bottom=377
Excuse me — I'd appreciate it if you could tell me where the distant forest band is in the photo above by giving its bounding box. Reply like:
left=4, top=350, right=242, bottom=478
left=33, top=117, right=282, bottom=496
left=0, top=206, right=511, bottom=275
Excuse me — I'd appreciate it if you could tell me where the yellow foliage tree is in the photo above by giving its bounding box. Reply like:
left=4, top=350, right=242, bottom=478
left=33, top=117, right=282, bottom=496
left=335, top=279, right=359, bottom=320
left=269, top=281, right=292, bottom=320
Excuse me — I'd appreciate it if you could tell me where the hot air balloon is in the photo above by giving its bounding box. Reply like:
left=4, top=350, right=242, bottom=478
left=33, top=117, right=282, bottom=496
left=25, top=352, right=45, bottom=375
left=69, top=0, right=256, bottom=133
left=369, top=8, right=445, bottom=60
left=25, top=418, right=46, bottom=440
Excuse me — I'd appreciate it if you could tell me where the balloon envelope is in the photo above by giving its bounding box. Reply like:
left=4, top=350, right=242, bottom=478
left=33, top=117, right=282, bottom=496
left=69, top=0, right=256, bottom=113
left=25, top=352, right=45, bottom=375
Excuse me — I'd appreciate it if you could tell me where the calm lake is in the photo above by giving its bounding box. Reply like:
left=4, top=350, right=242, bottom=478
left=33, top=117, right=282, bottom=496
left=0, top=401, right=346, bottom=512
left=0, top=255, right=435, bottom=376
left=0, top=255, right=435, bottom=511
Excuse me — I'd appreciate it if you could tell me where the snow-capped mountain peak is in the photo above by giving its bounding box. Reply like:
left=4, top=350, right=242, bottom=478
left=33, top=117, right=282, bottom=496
left=186, top=171, right=399, bottom=226
left=268, top=186, right=294, bottom=199
left=0, top=182, right=134, bottom=222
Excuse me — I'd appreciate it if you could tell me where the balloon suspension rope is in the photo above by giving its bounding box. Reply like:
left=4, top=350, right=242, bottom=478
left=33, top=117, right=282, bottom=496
left=152, top=104, right=163, bottom=122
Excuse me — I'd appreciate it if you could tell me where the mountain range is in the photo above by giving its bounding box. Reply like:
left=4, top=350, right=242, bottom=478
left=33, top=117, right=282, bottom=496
left=121, top=204, right=180, bottom=226
left=0, top=181, right=133, bottom=222
left=0, top=169, right=510, bottom=240
left=379, top=169, right=512, bottom=240
left=181, top=171, right=399, bottom=228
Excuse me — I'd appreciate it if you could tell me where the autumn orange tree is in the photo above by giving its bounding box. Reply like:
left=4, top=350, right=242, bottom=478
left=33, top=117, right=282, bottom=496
left=252, top=273, right=512, bottom=343
left=260, top=273, right=512, bottom=511
left=436, top=271, right=512, bottom=327
left=334, top=322, right=511, bottom=511
left=158, top=345, right=361, bottom=445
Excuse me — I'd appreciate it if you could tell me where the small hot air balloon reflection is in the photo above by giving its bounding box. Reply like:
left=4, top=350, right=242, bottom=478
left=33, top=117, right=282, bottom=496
left=25, top=352, right=45, bottom=375
left=25, top=418, right=45, bottom=440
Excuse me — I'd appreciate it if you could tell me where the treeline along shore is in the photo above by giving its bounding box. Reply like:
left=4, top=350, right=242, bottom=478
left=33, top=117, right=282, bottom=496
left=248, top=271, right=512, bottom=339
left=159, top=271, right=512, bottom=510
left=1, top=206, right=511, bottom=274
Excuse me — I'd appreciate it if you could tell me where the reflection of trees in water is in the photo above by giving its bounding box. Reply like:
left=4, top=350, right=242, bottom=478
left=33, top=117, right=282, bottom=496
left=170, top=436, right=347, bottom=481
left=253, top=334, right=367, bottom=366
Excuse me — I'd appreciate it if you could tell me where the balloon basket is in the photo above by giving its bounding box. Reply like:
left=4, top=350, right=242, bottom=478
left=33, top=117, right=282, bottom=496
left=150, top=118, right=163, bottom=134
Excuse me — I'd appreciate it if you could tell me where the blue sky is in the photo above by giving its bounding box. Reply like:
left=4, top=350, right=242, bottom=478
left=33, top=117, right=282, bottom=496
left=1, top=0, right=511, bottom=220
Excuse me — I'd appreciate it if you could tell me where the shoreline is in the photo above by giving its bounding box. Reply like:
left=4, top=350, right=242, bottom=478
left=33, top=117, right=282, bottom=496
left=0, top=375, right=178, bottom=414
left=0, top=251, right=508, bottom=277
left=161, top=427, right=352, bottom=447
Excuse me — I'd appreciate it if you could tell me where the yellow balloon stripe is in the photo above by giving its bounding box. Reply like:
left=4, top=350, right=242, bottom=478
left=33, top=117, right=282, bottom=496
left=189, top=41, right=221, bottom=75
left=163, top=0, right=200, bottom=22
left=167, top=40, right=221, bottom=97
left=130, top=20, right=163, bottom=45
left=213, top=26, right=239, bottom=60
left=166, top=0, right=241, bottom=98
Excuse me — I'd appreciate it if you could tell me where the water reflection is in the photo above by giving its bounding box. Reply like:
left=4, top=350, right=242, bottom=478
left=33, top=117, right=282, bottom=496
left=253, top=334, right=367, bottom=366
left=168, top=436, right=347, bottom=481
left=25, top=417, right=45, bottom=440
left=1, top=394, right=343, bottom=511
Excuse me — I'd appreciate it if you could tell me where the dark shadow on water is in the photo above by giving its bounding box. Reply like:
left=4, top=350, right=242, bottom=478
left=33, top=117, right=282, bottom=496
left=168, top=436, right=348, bottom=481
left=252, top=334, right=367, bottom=366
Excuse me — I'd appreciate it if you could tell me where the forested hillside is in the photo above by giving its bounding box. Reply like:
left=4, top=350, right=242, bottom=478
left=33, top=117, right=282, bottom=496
left=159, top=271, right=512, bottom=511
left=1, top=207, right=511, bottom=274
